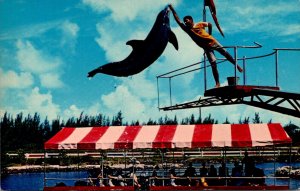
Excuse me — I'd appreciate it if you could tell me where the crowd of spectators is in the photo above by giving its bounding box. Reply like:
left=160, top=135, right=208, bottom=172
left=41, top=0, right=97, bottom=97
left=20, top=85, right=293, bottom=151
left=83, top=157, right=265, bottom=189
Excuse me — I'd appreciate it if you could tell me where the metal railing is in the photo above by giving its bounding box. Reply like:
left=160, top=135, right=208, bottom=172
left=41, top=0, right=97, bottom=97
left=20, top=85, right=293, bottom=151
left=156, top=44, right=300, bottom=109
left=44, top=176, right=290, bottom=188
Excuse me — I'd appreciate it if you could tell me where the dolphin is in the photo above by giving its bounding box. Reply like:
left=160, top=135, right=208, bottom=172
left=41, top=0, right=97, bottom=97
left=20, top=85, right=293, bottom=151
left=88, top=6, right=178, bottom=78
left=204, top=0, right=224, bottom=37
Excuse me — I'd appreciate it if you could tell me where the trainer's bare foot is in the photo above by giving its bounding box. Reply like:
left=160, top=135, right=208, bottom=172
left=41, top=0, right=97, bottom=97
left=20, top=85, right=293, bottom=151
left=237, top=65, right=243, bottom=73
left=215, top=83, right=220, bottom=88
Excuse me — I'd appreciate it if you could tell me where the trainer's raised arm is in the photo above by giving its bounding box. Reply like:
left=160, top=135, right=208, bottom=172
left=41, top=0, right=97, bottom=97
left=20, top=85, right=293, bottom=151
left=168, top=4, right=182, bottom=26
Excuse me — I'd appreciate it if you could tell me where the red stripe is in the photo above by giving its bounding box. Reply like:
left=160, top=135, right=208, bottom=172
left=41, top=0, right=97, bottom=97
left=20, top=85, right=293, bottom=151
left=114, top=126, right=142, bottom=149
left=153, top=125, right=177, bottom=148
left=268, top=123, right=291, bottom=144
left=192, top=124, right=213, bottom=147
left=77, top=127, right=109, bottom=150
left=231, top=124, right=252, bottom=147
left=44, top=127, right=75, bottom=149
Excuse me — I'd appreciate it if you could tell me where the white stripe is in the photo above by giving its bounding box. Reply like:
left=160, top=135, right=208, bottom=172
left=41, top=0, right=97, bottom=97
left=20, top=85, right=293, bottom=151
left=59, top=127, right=92, bottom=149
left=249, top=124, right=272, bottom=146
left=172, top=125, right=195, bottom=148
left=133, top=125, right=160, bottom=149
left=211, top=124, right=232, bottom=147
left=96, top=126, right=126, bottom=149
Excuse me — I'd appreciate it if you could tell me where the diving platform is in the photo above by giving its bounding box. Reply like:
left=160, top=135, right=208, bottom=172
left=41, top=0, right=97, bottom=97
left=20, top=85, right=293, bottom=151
left=157, top=47, right=300, bottom=118
left=159, top=85, right=300, bottom=118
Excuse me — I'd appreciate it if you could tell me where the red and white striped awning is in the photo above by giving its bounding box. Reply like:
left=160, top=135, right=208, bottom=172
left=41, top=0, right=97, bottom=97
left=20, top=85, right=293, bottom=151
left=44, top=123, right=291, bottom=150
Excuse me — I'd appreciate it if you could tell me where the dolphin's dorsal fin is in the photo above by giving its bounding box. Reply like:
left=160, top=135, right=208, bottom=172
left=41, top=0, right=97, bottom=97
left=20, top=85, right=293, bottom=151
left=168, top=30, right=179, bottom=50
left=126, top=40, right=144, bottom=49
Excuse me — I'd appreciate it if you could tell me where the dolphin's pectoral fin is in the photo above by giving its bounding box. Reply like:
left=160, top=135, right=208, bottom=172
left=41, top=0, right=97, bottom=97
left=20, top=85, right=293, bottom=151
left=168, top=30, right=179, bottom=50
left=126, top=40, right=144, bottom=49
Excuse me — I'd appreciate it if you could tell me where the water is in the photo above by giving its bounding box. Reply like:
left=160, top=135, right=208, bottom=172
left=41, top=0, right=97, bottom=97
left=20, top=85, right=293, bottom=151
left=1, top=171, right=88, bottom=191
left=1, top=163, right=300, bottom=190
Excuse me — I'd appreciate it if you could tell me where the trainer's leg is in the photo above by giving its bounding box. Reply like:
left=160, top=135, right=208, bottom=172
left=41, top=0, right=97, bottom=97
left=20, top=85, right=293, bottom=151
left=211, top=61, right=220, bottom=88
left=206, top=50, right=220, bottom=88
left=213, top=42, right=243, bottom=73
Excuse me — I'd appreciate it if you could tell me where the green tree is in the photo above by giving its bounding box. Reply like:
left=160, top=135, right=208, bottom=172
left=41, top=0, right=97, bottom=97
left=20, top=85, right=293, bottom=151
left=51, top=118, right=62, bottom=137
left=202, top=114, right=218, bottom=124
left=284, top=122, right=300, bottom=145
left=223, top=117, right=230, bottom=124
left=112, top=111, right=123, bottom=126
left=189, top=114, right=196, bottom=124
left=252, top=113, right=262, bottom=124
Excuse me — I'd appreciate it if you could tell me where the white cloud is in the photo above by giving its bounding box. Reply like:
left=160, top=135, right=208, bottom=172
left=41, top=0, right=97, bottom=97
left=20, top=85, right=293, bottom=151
left=6, top=87, right=60, bottom=120
left=121, top=73, right=156, bottom=99
left=0, top=21, right=61, bottom=41
left=101, top=85, right=147, bottom=122
left=63, top=104, right=82, bottom=120
left=0, top=68, right=34, bottom=89
left=60, top=20, right=79, bottom=52
left=281, top=24, right=300, bottom=36
left=24, top=87, right=60, bottom=117
left=16, top=40, right=61, bottom=73
left=95, top=24, right=131, bottom=61
left=40, top=73, right=64, bottom=88
left=82, top=0, right=179, bottom=22
left=61, top=20, right=79, bottom=38
left=16, top=40, right=64, bottom=88
left=217, top=0, right=300, bottom=38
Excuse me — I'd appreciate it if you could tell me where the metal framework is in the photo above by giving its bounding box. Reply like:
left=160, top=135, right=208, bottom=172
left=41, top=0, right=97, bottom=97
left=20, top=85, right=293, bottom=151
left=157, top=48, right=300, bottom=118
left=160, top=85, right=300, bottom=118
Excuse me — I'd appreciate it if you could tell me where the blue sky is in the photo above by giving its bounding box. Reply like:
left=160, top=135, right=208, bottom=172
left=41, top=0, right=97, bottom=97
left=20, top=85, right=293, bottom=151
left=0, top=0, right=299, bottom=125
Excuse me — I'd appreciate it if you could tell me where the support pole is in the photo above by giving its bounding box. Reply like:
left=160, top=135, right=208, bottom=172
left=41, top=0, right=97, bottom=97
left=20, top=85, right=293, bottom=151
left=169, top=78, right=172, bottom=106
left=243, top=56, right=246, bottom=85
left=288, top=144, right=292, bottom=188
left=204, top=55, right=207, bottom=91
left=203, top=1, right=207, bottom=91
left=234, top=46, right=238, bottom=85
left=43, top=150, right=46, bottom=187
left=273, top=146, right=276, bottom=186
left=275, top=50, right=279, bottom=87
left=161, top=149, right=165, bottom=186
left=77, top=149, right=80, bottom=178
left=224, top=148, right=228, bottom=186
left=157, top=77, right=160, bottom=109
left=101, top=151, right=104, bottom=182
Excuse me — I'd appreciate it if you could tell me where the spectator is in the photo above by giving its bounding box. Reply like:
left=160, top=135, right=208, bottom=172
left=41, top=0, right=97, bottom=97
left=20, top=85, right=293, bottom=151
left=115, top=168, right=126, bottom=186
left=104, top=166, right=116, bottom=187
left=184, top=162, right=196, bottom=186
left=208, top=164, right=217, bottom=185
left=200, top=162, right=208, bottom=177
left=130, top=167, right=141, bottom=190
left=218, top=161, right=229, bottom=177
left=151, top=165, right=160, bottom=186
left=252, top=167, right=266, bottom=186
left=231, top=161, right=243, bottom=186
left=169, top=166, right=180, bottom=186
left=242, top=151, right=254, bottom=177
left=218, top=161, right=229, bottom=185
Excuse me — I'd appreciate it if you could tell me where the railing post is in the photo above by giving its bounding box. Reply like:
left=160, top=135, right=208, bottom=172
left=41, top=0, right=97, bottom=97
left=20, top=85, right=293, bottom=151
left=43, top=150, right=46, bottom=187
left=204, top=55, right=207, bottom=91
left=234, top=46, right=238, bottom=85
left=243, top=56, right=246, bottom=85
left=275, top=49, right=279, bottom=87
left=156, top=77, right=160, bottom=109
left=169, top=78, right=172, bottom=106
